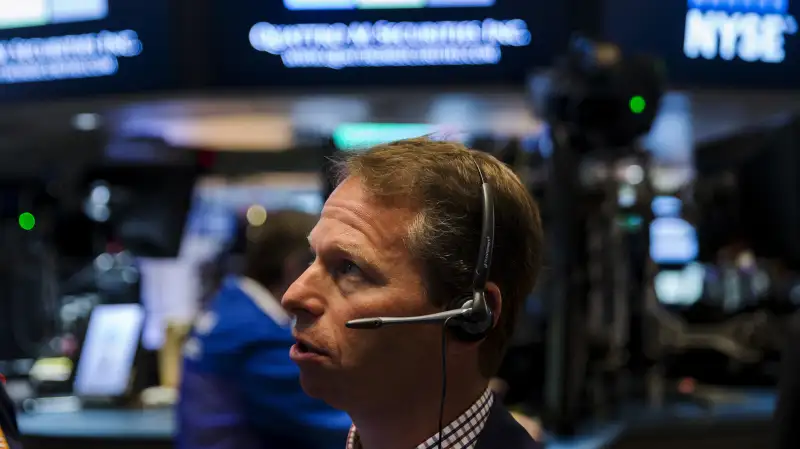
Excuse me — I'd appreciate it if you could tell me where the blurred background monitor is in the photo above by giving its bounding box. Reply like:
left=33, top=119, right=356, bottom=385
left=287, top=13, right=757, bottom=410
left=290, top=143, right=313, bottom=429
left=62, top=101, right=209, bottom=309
left=695, top=114, right=800, bottom=268
left=209, top=0, right=569, bottom=87
left=603, top=0, right=800, bottom=89
left=0, top=0, right=178, bottom=102
left=73, top=303, right=145, bottom=399
left=738, top=116, right=800, bottom=267
left=80, top=163, right=200, bottom=259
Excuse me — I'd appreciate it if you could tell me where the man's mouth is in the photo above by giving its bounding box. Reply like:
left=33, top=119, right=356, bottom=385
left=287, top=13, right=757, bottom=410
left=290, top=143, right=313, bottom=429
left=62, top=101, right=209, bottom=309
left=295, top=339, right=327, bottom=356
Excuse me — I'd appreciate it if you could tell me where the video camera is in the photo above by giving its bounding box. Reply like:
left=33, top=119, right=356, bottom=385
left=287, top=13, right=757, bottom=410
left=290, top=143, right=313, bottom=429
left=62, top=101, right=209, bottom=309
left=528, top=36, right=665, bottom=151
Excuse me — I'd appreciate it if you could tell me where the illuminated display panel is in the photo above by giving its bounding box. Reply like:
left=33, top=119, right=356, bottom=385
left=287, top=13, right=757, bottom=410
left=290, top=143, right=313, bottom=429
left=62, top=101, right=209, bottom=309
left=210, top=0, right=567, bottom=87
left=604, top=0, right=800, bottom=88
left=0, top=1, right=175, bottom=101
left=0, top=0, right=107, bottom=30
left=285, top=0, right=495, bottom=9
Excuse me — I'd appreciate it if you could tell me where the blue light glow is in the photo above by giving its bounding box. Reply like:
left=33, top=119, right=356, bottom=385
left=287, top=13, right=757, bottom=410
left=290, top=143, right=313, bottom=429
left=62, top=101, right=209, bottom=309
left=284, top=0, right=494, bottom=10
left=683, top=0, right=797, bottom=63
left=687, top=0, right=788, bottom=14
left=0, top=0, right=107, bottom=30
left=249, top=19, right=530, bottom=69
left=333, top=123, right=437, bottom=149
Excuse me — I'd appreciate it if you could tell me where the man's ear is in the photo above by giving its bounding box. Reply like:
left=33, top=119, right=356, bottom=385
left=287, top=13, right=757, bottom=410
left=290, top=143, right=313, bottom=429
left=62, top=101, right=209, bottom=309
left=449, top=283, right=503, bottom=352
left=485, top=282, right=503, bottom=330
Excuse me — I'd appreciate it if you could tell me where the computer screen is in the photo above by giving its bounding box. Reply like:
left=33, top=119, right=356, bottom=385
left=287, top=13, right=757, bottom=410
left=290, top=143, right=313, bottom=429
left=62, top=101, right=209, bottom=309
left=695, top=115, right=800, bottom=267
left=654, top=263, right=705, bottom=306
left=0, top=0, right=176, bottom=101
left=82, top=163, right=199, bottom=259
left=209, top=0, right=568, bottom=87
left=73, top=303, right=144, bottom=398
left=738, top=116, right=800, bottom=267
left=604, top=0, right=800, bottom=88
left=284, top=0, right=497, bottom=10
left=650, top=197, right=698, bottom=265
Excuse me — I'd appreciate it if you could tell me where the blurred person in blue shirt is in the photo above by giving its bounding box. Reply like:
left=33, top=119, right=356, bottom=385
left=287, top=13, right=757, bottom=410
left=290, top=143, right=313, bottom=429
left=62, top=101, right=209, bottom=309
left=178, top=210, right=352, bottom=449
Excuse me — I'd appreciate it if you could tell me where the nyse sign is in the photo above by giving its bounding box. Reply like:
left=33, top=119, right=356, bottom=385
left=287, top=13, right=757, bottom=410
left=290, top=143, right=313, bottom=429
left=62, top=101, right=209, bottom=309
left=684, top=0, right=798, bottom=62
left=249, top=19, right=531, bottom=68
left=0, top=30, right=143, bottom=84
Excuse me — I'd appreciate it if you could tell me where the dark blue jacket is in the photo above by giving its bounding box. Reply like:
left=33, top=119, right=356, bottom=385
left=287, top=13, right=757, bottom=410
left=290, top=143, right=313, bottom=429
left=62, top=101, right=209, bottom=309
left=775, top=313, right=800, bottom=449
left=475, top=397, right=543, bottom=449
left=177, top=277, right=352, bottom=449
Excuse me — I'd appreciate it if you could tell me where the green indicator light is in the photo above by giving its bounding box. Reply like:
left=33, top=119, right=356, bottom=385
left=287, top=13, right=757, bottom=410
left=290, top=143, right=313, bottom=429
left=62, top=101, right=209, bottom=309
left=629, top=96, right=646, bottom=114
left=19, top=212, right=35, bottom=231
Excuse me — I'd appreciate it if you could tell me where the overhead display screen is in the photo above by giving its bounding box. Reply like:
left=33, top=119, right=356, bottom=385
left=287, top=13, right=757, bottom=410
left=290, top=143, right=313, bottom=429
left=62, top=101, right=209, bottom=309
left=604, top=0, right=799, bottom=88
left=0, top=0, right=175, bottom=101
left=210, top=0, right=567, bottom=87
left=285, top=0, right=497, bottom=9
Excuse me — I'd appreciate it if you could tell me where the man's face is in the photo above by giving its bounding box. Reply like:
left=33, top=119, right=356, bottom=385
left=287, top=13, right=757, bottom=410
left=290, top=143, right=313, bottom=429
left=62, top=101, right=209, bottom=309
left=282, top=177, right=443, bottom=409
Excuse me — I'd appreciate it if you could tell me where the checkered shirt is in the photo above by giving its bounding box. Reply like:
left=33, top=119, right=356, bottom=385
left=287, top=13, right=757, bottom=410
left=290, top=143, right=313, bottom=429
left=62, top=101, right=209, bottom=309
left=346, top=387, right=494, bottom=449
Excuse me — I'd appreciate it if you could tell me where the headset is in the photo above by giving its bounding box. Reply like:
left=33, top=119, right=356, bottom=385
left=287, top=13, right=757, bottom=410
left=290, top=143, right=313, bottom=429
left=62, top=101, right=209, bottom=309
left=345, top=158, right=495, bottom=449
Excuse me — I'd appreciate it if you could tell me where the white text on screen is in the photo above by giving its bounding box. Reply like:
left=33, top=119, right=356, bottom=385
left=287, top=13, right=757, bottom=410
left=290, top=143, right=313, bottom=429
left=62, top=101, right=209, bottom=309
left=0, top=29, right=142, bottom=84
left=683, top=1, right=797, bottom=63
left=249, top=19, right=531, bottom=68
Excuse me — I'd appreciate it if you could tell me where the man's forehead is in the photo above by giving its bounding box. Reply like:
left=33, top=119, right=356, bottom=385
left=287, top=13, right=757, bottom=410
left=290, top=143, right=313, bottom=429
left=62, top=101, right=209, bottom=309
left=307, top=233, right=364, bottom=255
left=307, top=221, right=389, bottom=249
left=315, top=199, right=414, bottom=245
left=307, top=212, right=409, bottom=259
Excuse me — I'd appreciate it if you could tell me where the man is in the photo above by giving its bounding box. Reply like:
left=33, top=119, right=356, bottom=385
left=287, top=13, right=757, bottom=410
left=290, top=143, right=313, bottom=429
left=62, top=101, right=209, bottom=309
left=178, top=210, right=352, bottom=449
left=283, top=138, right=544, bottom=449
left=1, top=378, right=21, bottom=449
left=774, top=312, right=800, bottom=449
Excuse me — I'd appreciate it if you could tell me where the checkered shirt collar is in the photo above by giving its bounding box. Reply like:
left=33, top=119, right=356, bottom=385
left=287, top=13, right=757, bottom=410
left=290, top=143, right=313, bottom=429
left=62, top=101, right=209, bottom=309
left=346, top=387, right=494, bottom=449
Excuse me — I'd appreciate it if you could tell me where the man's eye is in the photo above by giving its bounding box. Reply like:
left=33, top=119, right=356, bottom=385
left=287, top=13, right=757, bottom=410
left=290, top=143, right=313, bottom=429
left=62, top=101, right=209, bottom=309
left=335, top=260, right=362, bottom=277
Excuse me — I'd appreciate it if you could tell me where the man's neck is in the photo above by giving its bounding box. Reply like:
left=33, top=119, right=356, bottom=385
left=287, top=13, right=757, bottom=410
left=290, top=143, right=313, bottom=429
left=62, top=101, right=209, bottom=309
left=351, top=377, right=489, bottom=449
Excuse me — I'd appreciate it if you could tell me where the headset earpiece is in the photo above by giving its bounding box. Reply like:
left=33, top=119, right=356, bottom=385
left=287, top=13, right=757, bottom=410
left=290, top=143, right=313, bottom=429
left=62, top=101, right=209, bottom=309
left=446, top=292, right=493, bottom=342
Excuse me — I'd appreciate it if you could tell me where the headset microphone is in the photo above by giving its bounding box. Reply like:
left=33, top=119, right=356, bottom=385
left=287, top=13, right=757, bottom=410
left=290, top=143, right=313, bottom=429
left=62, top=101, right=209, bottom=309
left=345, top=301, right=481, bottom=329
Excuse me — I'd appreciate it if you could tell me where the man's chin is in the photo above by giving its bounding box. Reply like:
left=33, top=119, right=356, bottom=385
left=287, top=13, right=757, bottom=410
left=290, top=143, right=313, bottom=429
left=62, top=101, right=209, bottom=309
left=299, top=370, right=353, bottom=411
left=298, top=370, right=334, bottom=401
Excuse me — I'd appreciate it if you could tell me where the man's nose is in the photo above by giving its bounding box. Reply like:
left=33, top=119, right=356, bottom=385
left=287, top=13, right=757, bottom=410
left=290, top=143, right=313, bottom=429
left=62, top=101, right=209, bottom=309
left=281, top=264, right=326, bottom=320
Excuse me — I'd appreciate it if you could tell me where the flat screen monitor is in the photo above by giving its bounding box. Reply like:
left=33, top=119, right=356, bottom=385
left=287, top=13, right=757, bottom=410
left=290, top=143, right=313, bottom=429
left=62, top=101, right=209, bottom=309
left=695, top=115, right=800, bottom=267
left=209, top=0, right=568, bottom=87
left=738, top=116, right=800, bottom=267
left=654, top=263, right=705, bottom=307
left=82, top=163, right=199, bottom=258
left=73, top=303, right=144, bottom=398
left=604, top=0, right=800, bottom=88
left=0, top=0, right=176, bottom=101
left=650, top=196, right=699, bottom=266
